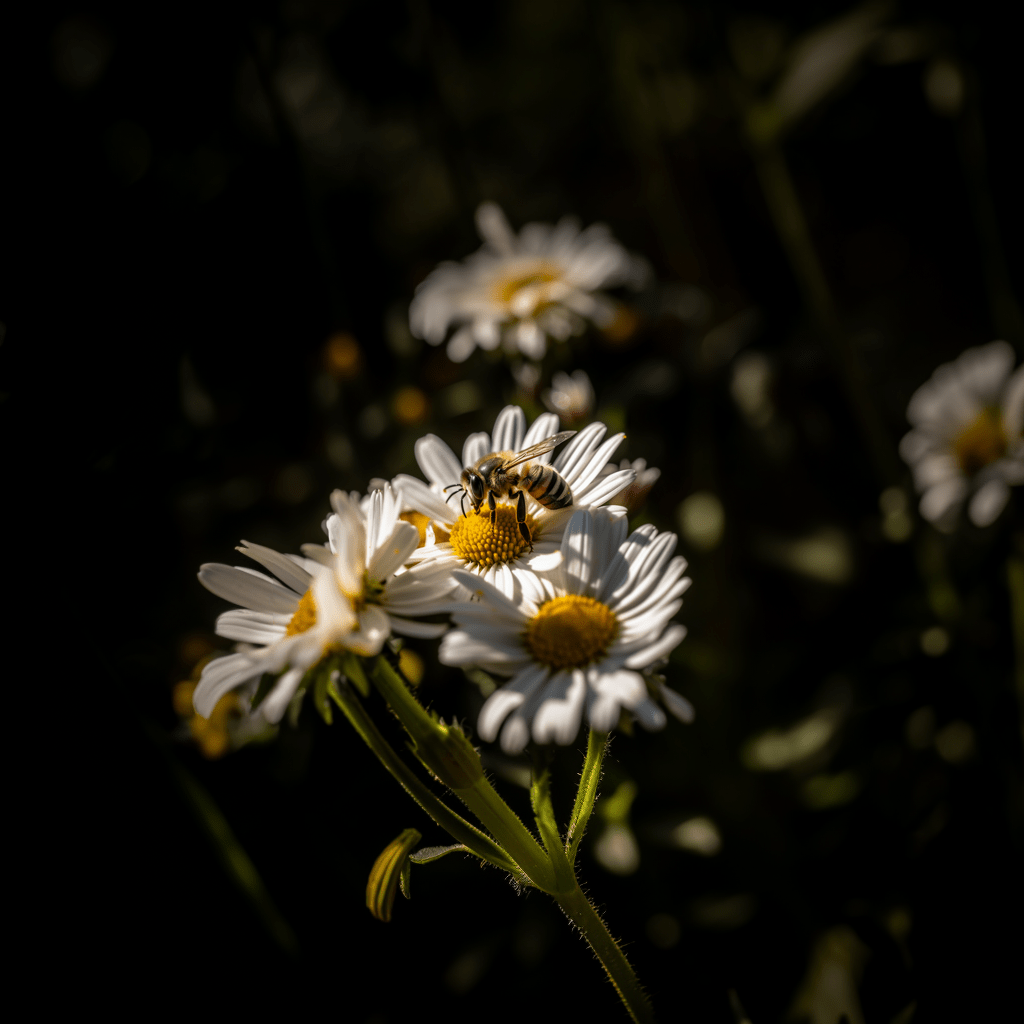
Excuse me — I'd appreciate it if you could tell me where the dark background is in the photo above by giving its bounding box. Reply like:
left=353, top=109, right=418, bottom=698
left=7, top=1, right=1022, bottom=1019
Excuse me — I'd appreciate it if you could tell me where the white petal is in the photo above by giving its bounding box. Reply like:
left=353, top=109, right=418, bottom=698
left=415, top=434, right=463, bottom=488
left=919, top=476, right=968, bottom=524
left=1002, top=364, right=1024, bottom=439
left=660, top=684, right=695, bottom=723
left=236, top=541, right=312, bottom=594
left=346, top=605, right=391, bottom=656
left=462, top=432, right=491, bottom=467
left=623, top=624, right=688, bottom=669
left=447, top=326, right=477, bottom=362
left=492, top=406, right=527, bottom=453
left=194, top=653, right=262, bottom=718
left=478, top=663, right=549, bottom=742
left=388, top=615, right=449, bottom=638
left=968, top=478, right=1010, bottom=527
left=198, top=564, right=301, bottom=615
left=392, top=474, right=458, bottom=524
left=215, top=609, right=289, bottom=645
left=522, top=413, right=562, bottom=457
left=368, top=521, right=420, bottom=581
left=261, top=666, right=306, bottom=724
left=560, top=510, right=597, bottom=595
left=532, top=669, right=587, bottom=746
left=451, top=569, right=524, bottom=617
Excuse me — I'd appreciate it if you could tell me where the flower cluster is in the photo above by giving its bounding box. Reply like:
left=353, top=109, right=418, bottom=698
left=409, top=203, right=648, bottom=363
left=194, top=406, right=690, bottom=749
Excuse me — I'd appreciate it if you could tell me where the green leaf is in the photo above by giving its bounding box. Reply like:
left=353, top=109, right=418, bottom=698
left=366, top=828, right=422, bottom=922
left=312, top=665, right=335, bottom=725
left=342, top=652, right=371, bottom=697
left=408, top=843, right=467, bottom=863
left=566, top=730, right=608, bottom=866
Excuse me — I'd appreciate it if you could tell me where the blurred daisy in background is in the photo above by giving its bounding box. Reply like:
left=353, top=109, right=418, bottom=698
left=604, top=458, right=662, bottom=515
left=542, top=369, right=595, bottom=424
left=440, top=508, right=693, bottom=754
left=195, top=484, right=451, bottom=723
left=395, top=405, right=636, bottom=596
left=409, top=202, right=648, bottom=362
left=900, top=341, right=1024, bottom=531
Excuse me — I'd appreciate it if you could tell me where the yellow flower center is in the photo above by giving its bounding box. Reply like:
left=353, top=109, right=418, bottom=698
left=449, top=504, right=536, bottom=567
left=953, top=408, right=1007, bottom=476
left=524, top=595, right=618, bottom=671
left=493, top=266, right=560, bottom=307
left=286, top=588, right=318, bottom=636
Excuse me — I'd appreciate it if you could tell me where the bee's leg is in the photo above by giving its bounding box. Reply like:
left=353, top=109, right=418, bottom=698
left=488, top=490, right=497, bottom=526
left=515, top=490, right=532, bottom=550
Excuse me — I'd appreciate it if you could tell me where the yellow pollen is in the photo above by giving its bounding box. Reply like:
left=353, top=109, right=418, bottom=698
left=449, top=504, right=536, bottom=567
left=401, top=511, right=434, bottom=547
left=494, top=266, right=560, bottom=306
left=286, top=589, right=318, bottom=636
left=524, top=595, right=618, bottom=671
left=953, top=408, right=1007, bottom=475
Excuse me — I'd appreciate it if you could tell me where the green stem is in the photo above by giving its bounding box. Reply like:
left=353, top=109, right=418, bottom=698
left=530, top=764, right=576, bottom=893
left=328, top=677, right=521, bottom=876
left=554, top=885, right=656, bottom=1024
left=566, top=730, right=608, bottom=866
left=370, top=656, right=558, bottom=892
left=750, top=138, right=899, bottom=486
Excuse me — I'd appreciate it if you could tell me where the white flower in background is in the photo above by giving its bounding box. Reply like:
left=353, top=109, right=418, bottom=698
left=409, top=202, right=648, bottom=363
left=394, top=405, right=636, bottom=597
left=440, top=509, right=693, bottom=754
left=899, top=341, right=1024, bottom=531
left=542, top=369, right=595, bottom=423
left=603, top=458, right=661, bottom=514
left=195, top=484, right=451, bottom=722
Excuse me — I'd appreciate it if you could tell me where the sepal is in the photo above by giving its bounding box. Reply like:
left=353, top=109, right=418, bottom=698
left=366, top=828, right=422, bottom=922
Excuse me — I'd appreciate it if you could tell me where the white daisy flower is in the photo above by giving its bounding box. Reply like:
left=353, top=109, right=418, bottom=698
left=542, top=369, right=595, bottom=424
left=899, top=341, right=1024, bottom=531
left=195, top=484, right=452, bottom=723
left=603, top=457, right=662, bottom=515
left=409, top=202, right=648, bottom=363
left=439, top=508, right=693, bottom=754
left=393, top=405, right=636, bottom=598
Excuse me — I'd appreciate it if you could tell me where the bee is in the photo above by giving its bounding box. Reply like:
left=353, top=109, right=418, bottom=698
left=445, top=431, right=577, bottom=547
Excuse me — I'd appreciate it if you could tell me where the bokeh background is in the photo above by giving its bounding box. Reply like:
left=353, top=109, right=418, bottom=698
left=10, top=1, right=1022, bottom=1020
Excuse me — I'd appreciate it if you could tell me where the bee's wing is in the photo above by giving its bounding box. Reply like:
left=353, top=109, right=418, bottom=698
left=504, top=431, right=577, bottom=469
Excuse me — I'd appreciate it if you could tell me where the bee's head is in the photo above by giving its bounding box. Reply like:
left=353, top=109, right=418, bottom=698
left=461, top=468, right=486, bottom=508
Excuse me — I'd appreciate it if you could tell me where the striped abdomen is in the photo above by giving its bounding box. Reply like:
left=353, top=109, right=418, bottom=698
left=519, top=463, right=573, bottom=510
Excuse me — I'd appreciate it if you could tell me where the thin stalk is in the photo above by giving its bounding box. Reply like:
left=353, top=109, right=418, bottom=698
left=554, top=885, right=656, bottom=1024
left=751, top=138, right=899, bottom=486
left=566, top=730, right=608, bottom=866
left=370, top=656, right=558, bottom=892
left=530, top=765, right=576, bottom=893
left=328, top=679, right=520, bottom=876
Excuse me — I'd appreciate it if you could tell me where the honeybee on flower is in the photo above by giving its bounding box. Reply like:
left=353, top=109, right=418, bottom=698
left=394, top=405, right=636, bottom=597
left=409, top=202, right=648, bottom=363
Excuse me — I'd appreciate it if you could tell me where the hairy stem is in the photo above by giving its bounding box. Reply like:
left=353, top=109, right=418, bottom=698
left=554, top=885, right=656, bottom=1024
left=370, top=656, right=558, bottom=891
left=328, top=677, right=520, bottom=875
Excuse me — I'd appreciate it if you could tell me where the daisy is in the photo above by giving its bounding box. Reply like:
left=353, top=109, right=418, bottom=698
left=194, top=484, right=452, bottom=723
left=409, top=202, right=648, bottom=363
left=899, top=340, right=1024, bottom=531
left=603, top=457, right=662, bottom=515
left=542, top=369, right=595, bottom=424
left=393, top=405, right=636, bottom=598
left=439, top=508, right=693, bottom=754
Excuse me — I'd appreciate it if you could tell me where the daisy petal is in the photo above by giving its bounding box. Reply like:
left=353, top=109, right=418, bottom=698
left=199, top=564, right=301, bottom=615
